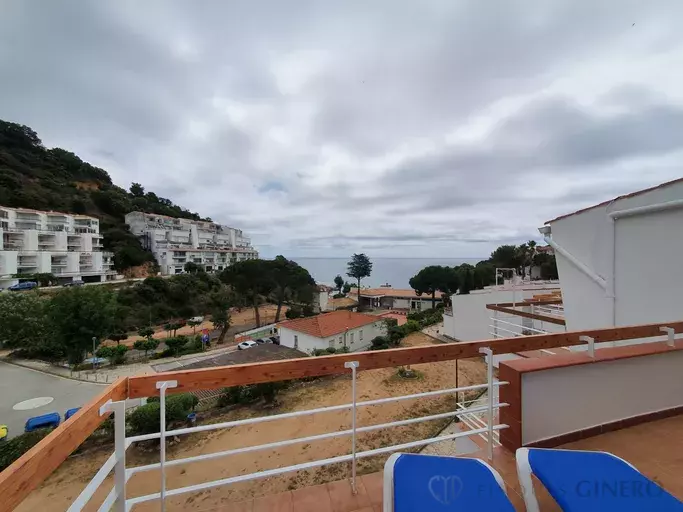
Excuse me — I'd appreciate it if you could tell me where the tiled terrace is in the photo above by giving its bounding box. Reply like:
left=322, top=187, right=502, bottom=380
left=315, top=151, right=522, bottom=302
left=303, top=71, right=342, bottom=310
left=214, top=414, right=683, bottom=511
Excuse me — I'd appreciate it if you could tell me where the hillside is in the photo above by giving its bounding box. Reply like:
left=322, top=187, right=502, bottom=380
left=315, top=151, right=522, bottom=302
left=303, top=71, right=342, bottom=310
left=0, top=119, right=208, bottom=271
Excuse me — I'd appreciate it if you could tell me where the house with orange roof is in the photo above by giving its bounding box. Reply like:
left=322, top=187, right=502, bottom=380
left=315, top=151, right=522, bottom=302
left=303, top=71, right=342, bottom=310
left=277, top=310, right=386, bottom=353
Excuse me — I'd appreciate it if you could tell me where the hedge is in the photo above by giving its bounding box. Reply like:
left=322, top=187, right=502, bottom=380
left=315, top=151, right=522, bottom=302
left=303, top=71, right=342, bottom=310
left=0, top=428, right=53, bottom=471
left=128, top=393, right=198, bottom=435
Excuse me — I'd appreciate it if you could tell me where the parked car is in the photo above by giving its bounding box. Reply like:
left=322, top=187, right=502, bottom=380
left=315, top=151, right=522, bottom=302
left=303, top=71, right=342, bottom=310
left=255, top=338, right=272, bottom=344
left=237, top=340, right=257, bottom=350
left=8, top=281, right=38, bottom=291
left=269, top=336, right=280, bottom=345
left=63, top=280, right=84, bottom=287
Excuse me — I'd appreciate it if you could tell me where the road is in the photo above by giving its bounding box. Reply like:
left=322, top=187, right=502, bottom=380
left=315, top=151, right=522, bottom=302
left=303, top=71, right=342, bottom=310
left=0, top=361, right=104, bottom=439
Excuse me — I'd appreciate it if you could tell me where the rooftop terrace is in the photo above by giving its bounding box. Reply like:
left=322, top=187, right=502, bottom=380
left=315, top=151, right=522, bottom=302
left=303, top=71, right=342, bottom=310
left=0, top=320, right=681, bottom=511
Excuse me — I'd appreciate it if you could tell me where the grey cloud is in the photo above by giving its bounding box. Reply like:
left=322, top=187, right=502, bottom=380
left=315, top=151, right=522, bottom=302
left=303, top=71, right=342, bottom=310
left=2, top=1, right=683, bottom=257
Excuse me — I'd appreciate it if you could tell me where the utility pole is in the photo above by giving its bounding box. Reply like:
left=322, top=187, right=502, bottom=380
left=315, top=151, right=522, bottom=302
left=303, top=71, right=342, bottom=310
left=92, top=337, right=97, bottom=370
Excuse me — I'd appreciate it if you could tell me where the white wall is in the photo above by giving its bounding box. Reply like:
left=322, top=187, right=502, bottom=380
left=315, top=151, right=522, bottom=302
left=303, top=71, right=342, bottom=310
left=392, top=298, right=411, bottom=309
left=549, top=180, right=683, bottom=331
left=279, top=321, right=385, bottom=354
left=521, top=349, right=683, bottom=445
left=444, top=285, right=562, bottom=342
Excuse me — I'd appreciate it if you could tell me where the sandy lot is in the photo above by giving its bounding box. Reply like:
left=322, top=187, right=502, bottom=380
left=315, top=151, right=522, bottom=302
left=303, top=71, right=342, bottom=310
left=18, top=333, right=486, bottom=512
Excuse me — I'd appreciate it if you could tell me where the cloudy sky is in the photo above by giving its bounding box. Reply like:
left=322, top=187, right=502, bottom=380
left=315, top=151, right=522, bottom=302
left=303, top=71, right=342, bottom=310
left=2, top=1, right=683, bottom=258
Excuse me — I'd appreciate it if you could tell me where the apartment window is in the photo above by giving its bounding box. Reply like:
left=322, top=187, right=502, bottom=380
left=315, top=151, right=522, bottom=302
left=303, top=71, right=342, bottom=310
left=294, top=335, right=298, bottom=349
left=350, top=332, right=354, bottom=344
left=359, top=330, right=363, bottom=341
left=339, top=336, right=343, bottom=345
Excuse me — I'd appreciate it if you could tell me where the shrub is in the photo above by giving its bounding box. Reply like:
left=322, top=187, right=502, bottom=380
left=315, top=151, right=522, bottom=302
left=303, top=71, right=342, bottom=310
left=301, top=304, right=315, bottom=317
left=333, top=293, right=345, bottom=299
left=338, top=346, right=350, bottom=353
left=404, top=320, right=421, bottom=333
left=128, top=393, right=198, bottom=435
left=95, top=344, right=128, bottom=365
left=164, top=336, right=188, bottom=357
left=325, top=347, right=336, bottom=354
left=218, top=383, right=283, bottom=406
left=0, top=429, right=53, bottom=471
left=285, top=306, right=302, bottom=319
left=370, top=336, right=390, bottom=350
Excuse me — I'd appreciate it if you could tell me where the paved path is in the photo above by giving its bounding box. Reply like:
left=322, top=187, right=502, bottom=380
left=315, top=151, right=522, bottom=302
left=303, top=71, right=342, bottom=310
left=0, top=361, right=104, bottom=439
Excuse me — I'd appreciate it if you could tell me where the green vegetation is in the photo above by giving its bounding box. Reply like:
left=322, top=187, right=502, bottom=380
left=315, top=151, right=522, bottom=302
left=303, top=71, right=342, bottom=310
left=128, top=393, right=198, bottom=435
left=0, top=257, right=318, bottom=364
left=0, top=119, right=207, bottom=272
left=409, top=242, right=559, bottom=299
left=311, top=346, right=350, bottom=356
left=370, top=311, right=442, bottom=351
left=0, top=429, right=54, bottom=472
left=333, top=275, right=344, bottom=293
left=219, top=257, right=316, bottom=324
left=346, top=253, right=372, bottom=310
left=95, top=344, right=129, bottom=365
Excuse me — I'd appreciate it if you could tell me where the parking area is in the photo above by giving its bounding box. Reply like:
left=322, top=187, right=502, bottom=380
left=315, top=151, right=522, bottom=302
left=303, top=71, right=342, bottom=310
left=0, top=361, right=104, bottom=438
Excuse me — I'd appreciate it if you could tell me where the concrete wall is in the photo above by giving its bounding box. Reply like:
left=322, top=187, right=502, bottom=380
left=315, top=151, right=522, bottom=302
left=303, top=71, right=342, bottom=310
left=549, top=180, right=683, bottom=331
left=444, top=285, right=562, bottom=342
left=520, top=350, right=683, bottom=445
left=392, top=298, right=411, bottom=309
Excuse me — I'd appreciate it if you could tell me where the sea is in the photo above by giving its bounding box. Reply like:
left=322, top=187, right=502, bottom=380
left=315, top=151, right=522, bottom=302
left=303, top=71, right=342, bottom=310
left=292, top=257, right=483, bottom=289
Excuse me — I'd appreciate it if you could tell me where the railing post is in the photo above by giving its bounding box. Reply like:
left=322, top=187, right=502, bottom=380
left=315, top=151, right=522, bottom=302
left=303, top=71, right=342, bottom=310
left=478, top=347, right=494, bottom=461
left=156, top=380, right=178, bottom=512
left=493, top=309, right=498, bottom=338
left=344, top=361, right=360, bottom=494
left=580, top=336, right=595, bottom=358
left=660, top=326, right=675, bottom=347
left=99, top=399, right=127, bottom=512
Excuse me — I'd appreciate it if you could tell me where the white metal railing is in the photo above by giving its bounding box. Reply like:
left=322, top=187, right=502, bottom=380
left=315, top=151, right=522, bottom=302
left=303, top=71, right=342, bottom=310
left=70, top=350, right=508, bottom=511
left=489, top=305, right=567, bottom=341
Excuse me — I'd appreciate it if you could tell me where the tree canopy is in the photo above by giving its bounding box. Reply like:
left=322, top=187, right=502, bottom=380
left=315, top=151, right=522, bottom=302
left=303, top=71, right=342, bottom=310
left=409, top=265, right=456, bottom=307
left=410, top=242, right=558, bottom=298
left=47, top=286, right=118, bottom=364
left=347, top=254, right=372, bottom=309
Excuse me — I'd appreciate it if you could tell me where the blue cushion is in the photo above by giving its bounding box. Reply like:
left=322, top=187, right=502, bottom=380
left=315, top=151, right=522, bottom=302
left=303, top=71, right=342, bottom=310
left=528, top=449, right=683, bottom=511
left=390, top=454, right=515, bottom=511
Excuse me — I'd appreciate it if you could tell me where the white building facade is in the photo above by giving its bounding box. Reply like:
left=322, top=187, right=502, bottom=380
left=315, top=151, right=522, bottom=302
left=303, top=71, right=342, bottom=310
left=125, top=211, right=258, bottom=275
left=442, top=282, right=563, bottom=343
left=543, top=177, right=683, bottom=332
left=278, top=310, right=386, bottom=354
left=0, top=206, right=115, bottom=287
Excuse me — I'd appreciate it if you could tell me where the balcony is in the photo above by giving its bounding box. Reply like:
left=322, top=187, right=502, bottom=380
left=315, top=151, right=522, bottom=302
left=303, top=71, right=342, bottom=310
left=2, top=321, right=682, bottom=511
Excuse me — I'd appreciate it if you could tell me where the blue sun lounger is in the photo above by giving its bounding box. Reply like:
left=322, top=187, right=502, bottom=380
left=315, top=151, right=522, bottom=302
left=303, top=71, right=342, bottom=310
left=383, top=453, right=516, bottom=511
left=516, top=448, right=683, bottom=511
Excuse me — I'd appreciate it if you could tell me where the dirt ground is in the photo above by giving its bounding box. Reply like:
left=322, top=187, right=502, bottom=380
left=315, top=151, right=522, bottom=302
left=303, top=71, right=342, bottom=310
left=111, top=304, right=287, bottom=347
left=328, top=296, right=358, bottom=309
left=18, top=333, right=487, bottom=512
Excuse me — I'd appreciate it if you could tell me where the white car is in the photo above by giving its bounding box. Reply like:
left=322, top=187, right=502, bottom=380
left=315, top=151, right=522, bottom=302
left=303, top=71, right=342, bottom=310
left=237, top=340, right=257, bottom=350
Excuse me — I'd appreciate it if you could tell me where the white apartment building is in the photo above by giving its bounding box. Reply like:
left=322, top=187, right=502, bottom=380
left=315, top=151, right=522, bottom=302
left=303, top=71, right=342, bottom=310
left=0, top=206, right=116, bottom=287
left=125, top=211, right=258, bottom=275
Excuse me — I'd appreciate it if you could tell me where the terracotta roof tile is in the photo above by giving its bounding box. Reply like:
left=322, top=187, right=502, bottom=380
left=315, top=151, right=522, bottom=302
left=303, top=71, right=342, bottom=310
left=278, top=310, right=380, bottom=338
